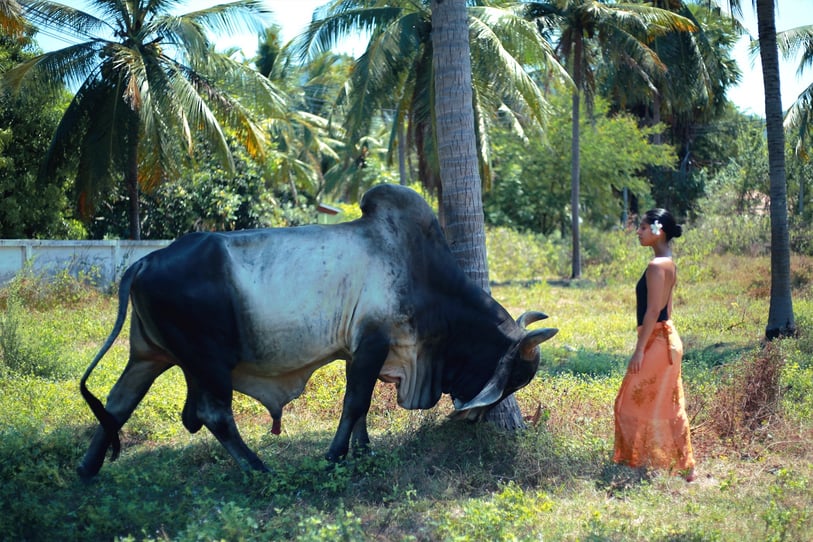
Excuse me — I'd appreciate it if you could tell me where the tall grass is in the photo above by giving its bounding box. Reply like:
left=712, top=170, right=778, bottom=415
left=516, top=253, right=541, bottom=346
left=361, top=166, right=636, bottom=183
left=0, top=218, right=811, bottom=541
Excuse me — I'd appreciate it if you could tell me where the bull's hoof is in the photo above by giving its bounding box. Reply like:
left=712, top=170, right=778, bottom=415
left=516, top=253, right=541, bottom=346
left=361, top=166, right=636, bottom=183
left=352, top=442, right=371, bottom=457
left=76, top=463, right=99, bottom=481
left=325, top=450, right=347, bottom=463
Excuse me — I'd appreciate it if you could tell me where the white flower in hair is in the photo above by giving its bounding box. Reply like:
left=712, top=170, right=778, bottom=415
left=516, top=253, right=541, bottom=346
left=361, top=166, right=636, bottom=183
left=650, top=220, right=663, bottom=236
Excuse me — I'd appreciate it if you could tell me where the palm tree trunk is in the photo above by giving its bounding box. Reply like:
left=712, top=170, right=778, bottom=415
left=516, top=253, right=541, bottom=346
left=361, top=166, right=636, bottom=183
left=756, top=0, right=795, bottom=339
left=431, top=0, right=489, bottom=288
left=570, top=37, right=583, bottom=279
left=126, top=112, right=141, bottom=240
left=398, top=121, right=408, bottom=185
left=431, top=0, right=524, bottom=430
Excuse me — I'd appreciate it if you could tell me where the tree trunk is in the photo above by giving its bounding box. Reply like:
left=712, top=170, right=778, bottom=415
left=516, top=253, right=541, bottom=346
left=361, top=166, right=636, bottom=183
left=431, top=0, right=524, bottom=430
left=398, top=121, right=408, bottom=186
left=126, top=112, right=141, bottom=240
left=570, top=36, right=583, bottom=279
left=757, top=0, right=796, bottom=339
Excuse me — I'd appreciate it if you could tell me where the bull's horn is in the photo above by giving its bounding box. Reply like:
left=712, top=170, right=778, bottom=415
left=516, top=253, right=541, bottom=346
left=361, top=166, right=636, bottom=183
left=452, top=350, right=514, bottom=411
left=452, top=374, right=506, bottom=411
left=516, top=311, right=548, bottom=328
left=520, top=327, right=558, bottom=361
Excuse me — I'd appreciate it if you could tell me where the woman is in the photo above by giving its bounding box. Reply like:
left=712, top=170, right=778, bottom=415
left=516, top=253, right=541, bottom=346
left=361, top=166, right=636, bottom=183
left=613, top=209, right=696, bottom=481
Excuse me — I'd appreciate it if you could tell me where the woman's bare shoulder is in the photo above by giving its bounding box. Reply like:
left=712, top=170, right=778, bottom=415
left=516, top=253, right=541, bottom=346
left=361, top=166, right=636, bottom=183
left=647, top=257, right=675, bottom=275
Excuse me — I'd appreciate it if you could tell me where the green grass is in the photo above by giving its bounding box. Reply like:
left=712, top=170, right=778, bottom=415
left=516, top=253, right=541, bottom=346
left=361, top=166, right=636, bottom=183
left=1, top=228, right=812, bottom=541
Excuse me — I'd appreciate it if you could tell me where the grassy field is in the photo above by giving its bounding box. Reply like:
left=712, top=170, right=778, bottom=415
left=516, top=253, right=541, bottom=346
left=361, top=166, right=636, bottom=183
left=1, top=226, right=811, bottom=541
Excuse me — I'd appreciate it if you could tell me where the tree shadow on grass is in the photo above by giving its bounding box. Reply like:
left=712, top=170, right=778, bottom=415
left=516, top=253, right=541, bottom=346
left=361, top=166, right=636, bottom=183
left=595, top=461, right=652, bottom=497
left=70, top=405, right=616, bottom=502
left=543, top=348, right=627, bottom=377
left=0, top=410, right=629, bottom=540
left=681, top=339, right=755, bottom=370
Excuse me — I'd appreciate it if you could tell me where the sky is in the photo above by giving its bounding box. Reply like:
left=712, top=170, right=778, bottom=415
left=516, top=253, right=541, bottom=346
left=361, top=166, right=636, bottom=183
left=727, top=0, right=812, bottom=117
left=31, top=0, right=813, bottom=118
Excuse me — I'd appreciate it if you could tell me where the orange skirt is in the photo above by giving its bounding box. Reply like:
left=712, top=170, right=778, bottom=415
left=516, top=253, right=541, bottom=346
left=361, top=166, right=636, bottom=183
left=613, top=321, right=695, bottom=472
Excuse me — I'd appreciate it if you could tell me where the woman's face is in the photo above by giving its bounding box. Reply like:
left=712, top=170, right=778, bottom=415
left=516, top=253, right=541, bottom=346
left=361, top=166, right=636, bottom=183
left=636, top=219, right=660, bottom=247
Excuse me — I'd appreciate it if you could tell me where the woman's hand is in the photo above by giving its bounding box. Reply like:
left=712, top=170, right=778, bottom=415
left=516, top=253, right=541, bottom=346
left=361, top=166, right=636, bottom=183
left=628, top=349, right=644, bottom=374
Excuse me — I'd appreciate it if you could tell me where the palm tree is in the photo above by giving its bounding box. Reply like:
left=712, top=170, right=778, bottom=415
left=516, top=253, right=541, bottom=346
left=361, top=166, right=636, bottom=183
left=2, top=0, right=287, bottom=239
left=779, top=23, right=813, bottom=218
left=431, top=0, right=489, bottom=288
left=522, top=0, right=696, bottom=278
left=296, top=0, right=565, bottom=213
left=727, top=0, right=795, bottom=339
left=430, top=0, right=526, bottom=429
left=600, top=2, right=742, bottom=218
left=254, top=29, right=350, bottom=203
left=779, top=24, right=813, bottom=159
left=0, top=0, right=25, bottom=36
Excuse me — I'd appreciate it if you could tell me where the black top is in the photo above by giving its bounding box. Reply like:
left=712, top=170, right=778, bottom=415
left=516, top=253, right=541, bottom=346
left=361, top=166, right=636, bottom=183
left=636, top=269, right=669, bottom=326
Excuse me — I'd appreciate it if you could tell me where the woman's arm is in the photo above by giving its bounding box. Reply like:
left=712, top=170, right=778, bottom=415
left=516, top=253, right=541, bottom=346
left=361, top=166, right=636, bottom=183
left=628, top=261, right=669, bottom=374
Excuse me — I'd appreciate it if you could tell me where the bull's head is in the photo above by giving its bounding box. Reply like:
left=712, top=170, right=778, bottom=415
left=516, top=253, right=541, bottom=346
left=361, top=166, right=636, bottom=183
left=452, top=311, right=557, bottom=418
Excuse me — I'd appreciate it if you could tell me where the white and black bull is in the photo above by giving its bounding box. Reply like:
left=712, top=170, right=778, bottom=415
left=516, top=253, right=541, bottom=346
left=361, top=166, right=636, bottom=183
left=77, top=184, right=558, bottom=478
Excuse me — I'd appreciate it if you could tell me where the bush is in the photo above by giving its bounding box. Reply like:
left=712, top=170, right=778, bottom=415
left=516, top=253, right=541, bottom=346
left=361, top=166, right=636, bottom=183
left=709, top=342, right=785, bottom=440
left=486, top=227, right=565, bottom=283
left=0, top=291, right=74, bottom=380
left=0, top=264, right=100, bottom=312
left=0, top=266, right=104, bottom=379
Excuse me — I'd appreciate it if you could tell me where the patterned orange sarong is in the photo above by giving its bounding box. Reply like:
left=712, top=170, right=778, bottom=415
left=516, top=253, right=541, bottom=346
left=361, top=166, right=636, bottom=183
left=613, top=320, right=695, bottom=473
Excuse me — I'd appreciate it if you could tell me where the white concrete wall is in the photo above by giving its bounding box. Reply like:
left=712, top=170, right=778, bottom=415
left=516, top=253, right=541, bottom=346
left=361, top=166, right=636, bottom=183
left=0, top=240, right=171, bottom=288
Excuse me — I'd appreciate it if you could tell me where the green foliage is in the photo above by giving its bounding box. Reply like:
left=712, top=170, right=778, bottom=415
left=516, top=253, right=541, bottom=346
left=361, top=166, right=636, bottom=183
left=486, top=227, right=565, bottom=283
left=295, top=504, right=364, bottom=542
left=435, top=481, right=552, bottom=541
left=91, top=152, right=320, bottom=239
left=0, top=266, right=104, bottom=379
left=0, top=295, right=67, bottom=379
left=485, top=94, right=674, bottom=235
left=0, top=34, right=75, bottom=238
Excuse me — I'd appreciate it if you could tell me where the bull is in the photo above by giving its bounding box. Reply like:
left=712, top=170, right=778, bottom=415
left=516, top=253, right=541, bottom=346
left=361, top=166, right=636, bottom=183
left=77, top=184, right=557, bottom=478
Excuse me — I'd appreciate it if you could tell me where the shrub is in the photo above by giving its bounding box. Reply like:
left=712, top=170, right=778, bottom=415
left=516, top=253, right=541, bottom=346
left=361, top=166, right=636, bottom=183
left=434, top=481, right=552, bottom=540
left=487, top=227, right=564, bottom=283
left=709, top=342, right=786, bottom=440
left=0, top=264, right=100, bottom=312
left=0, top=294, right=71, bottom=379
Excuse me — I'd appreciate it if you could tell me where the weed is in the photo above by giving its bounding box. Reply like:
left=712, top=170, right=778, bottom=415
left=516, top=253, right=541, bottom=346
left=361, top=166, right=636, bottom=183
left=434, top=481, right=552, bottom=541
left=0, top=263, right=101, bottom=311
left=296, top=503, right=365, bottom=542
left=709, top=342, right=786, bottom=441
left=0, top=293, right=70, bottom=379
left=760, top=469, right=811, bottom=542
left=487, top=227, right=564, bottom=282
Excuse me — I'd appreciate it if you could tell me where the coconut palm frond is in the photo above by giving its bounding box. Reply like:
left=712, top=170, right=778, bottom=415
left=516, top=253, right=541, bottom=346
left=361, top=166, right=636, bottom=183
left=294, top=5, right=404, bottom=60
left=469, top=6, right=564, bottom=128
left=777, top=24, right=813, bottom=78
left=21, top=0, right=111, bottom=35
left=1, top=0, right=25, bottom=35
left=2, top=41, right=107, bottom=93
left=784, top=83, right=813, bottom=153
left=178, top=0, right=270, bottom=37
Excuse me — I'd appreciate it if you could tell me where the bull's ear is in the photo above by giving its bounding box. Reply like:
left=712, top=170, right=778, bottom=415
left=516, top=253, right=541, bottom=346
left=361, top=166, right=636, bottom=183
left=520, top=328, right=558, bottom=361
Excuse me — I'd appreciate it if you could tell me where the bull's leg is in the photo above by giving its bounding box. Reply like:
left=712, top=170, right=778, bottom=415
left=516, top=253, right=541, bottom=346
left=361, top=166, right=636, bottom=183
left=326, top=329, right=389, bottom=461
left=196, top=379, right=268, bottom=473
left=345, top=358, right=370, bottom=454
left=181, top=372, right=203, bottom=434
left=77, top=358, right=170, bottom=479
left=351, top=414, right=370, bottom=456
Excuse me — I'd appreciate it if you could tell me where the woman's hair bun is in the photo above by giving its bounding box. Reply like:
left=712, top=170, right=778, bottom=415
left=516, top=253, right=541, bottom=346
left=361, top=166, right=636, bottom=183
left=644, top=208, right=681, bottom=241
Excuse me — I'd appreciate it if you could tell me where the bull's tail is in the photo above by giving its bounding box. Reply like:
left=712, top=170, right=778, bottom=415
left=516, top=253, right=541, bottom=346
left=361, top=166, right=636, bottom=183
left=79, top=260, right=142, bottom=462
